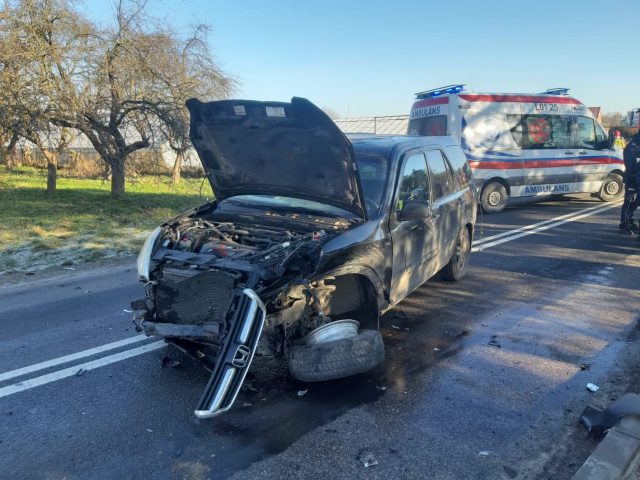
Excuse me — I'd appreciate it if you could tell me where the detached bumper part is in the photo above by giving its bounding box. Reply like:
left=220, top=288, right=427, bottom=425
left=194, top=288, right=266, bottom=418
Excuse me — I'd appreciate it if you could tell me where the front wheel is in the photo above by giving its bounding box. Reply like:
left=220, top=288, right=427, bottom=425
left=288, top=329, right=384, bottom=382
left=480, top=181, right=508, bottom=213
left=598, top=173, right=624, bottom=202
left=441, top=226, right=471, bottom=281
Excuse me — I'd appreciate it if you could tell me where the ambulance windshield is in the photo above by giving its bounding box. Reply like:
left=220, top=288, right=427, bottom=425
left=408, top=116, right=447, bottom=136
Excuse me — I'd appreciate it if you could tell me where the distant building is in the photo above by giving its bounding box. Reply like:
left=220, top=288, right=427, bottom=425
left=588, top=107, right=602, bottom=123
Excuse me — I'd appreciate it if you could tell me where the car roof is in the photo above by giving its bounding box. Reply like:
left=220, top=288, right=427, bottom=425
left=348, top=135, right=458, bottom=157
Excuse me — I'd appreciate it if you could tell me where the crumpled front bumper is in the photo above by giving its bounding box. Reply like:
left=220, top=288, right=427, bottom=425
left=133, top=288, right=266, bottom=418
left=194, top=288, right=266, bottom=418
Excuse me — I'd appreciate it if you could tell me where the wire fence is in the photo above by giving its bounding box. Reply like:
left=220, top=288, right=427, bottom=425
left=333, top=115, right=409, bottom=135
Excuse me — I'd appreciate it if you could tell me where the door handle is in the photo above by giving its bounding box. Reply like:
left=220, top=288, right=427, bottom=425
left=578, top=151, right=588, bottom=155
left=564, top=151, right=574, bottom=155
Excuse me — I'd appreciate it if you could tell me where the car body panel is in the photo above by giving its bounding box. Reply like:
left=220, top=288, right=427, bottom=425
left=187, top=97, right=367, bottom=219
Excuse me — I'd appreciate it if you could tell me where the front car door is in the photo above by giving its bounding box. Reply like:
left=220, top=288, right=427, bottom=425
left=389, top=152, right=439, bottom=304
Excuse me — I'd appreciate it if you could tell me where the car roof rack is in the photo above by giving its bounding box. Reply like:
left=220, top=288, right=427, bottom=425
left=544, top=88, right=570, bottom=96
left=415, top=84, right=465, bottom=99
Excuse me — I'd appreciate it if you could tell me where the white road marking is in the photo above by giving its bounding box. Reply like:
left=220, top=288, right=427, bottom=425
left=472, top=202, right=621, bottom=252
left=0, top=341, right=166, bottom=399
left=473, top=203, right=614, bottom=247
left=0, top=334, right=149, bottom=383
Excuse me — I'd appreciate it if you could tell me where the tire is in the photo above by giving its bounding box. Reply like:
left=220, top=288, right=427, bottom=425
left=441, top=226, right=471, bottom=281
left=288, top=330, right=384, bottom=382
left=480, top=181, right=508, bottom=213
left=598, top=173, right=624, bottom=202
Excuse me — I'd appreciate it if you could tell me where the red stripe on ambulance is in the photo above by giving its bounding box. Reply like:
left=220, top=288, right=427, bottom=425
left=459, top=94, right=583, bottom=105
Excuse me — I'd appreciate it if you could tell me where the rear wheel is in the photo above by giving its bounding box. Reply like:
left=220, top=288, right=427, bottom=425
left=441, top=226, right=471, bottom=281
left=481, top=181, right=508, bottom=213
left=598, top=173, right=624, bottom=202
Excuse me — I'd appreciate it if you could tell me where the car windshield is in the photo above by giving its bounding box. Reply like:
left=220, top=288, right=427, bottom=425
left=223, top=153, right=388, bottom=218
left=223, top=195, right=356, bottom=218
left=355, top=152, right=389, bottom=215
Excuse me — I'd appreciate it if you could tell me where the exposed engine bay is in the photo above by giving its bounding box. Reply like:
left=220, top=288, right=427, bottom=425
left=160, top=218, right=327, bottom=277
left=132, top=214, right=361, bottom=418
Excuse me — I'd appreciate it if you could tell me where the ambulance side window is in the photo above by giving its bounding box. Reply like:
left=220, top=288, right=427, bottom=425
left=520, top=115, right=572, bottom=149
left=506, top=115, right=524, bottom=148
left=576, top=116, right=597, bottom=149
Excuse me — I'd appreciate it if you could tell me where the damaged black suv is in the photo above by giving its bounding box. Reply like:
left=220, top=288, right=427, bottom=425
left=132, top=97, right=477, bottom=418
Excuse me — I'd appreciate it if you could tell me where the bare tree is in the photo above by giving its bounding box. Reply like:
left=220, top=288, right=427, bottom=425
left=0, top=0, right=235, bottom=197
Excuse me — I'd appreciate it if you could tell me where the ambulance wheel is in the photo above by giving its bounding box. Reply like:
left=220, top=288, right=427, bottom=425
left=598, top=173, right=623, bottom=202
left=481, top=182, right=508, bottom=213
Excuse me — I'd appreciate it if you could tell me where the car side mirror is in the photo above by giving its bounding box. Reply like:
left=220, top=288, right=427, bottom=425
left=398, top=200, right=430, bottom=221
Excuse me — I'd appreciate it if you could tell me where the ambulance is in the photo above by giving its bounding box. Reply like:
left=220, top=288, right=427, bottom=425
left=408, top=85, right=624, bottom=212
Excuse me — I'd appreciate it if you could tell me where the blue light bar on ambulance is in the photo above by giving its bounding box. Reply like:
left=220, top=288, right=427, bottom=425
left=415, top=84, right=465, bottom=99
left=544, top=88, right=570, bottom=96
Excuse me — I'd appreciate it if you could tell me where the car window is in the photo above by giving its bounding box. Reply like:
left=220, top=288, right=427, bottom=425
left=397, top=153, right=429, bottom=212
left=426, top=149, right=454, bottom=199
left=576, top=116, right=597, bottom=149
left=518, top=114, right=572, bottom=149
left=354, top=152, right=389, bottom=215
left=445, top=146, right=472, bottom=188
left=407, top=116, right=447, bottom=136
left=595, top=120, right=607, bottom=145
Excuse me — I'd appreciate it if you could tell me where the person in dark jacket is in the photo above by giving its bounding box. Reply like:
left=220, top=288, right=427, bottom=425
left=620, top=132, right=640, bottom=234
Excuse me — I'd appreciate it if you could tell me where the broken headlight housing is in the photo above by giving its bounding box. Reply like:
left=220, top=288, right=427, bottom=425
left=137, top=227, right=162, bottom=282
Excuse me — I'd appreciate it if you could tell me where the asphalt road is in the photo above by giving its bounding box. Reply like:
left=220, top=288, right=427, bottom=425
left=1, top=194, right=640, bottom=480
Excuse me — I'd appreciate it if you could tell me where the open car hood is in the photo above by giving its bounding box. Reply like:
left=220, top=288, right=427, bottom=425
left=186, top=97, right=366, bottom=219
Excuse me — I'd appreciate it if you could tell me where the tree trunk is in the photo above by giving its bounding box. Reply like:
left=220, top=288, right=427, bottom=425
left=3, top=134, right=19, bottom=167
left=46, top=153, right=57, bottom=195
left=110, top=157, right=126, bottom=198
left=172, top=151, right=183, bottom=184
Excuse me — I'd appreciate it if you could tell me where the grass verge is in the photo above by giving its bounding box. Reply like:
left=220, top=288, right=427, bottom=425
left=0, top=166, right=213, bottom=273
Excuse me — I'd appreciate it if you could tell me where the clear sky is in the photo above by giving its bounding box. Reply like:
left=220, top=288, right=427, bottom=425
left=82, top=0, right=640, bottom=117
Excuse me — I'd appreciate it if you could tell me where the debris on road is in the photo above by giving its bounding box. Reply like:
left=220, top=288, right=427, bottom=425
left=580, top=363, right=591, bottom=371
left=297, top=389, right=308, bottom=397
left=488, top=335, right=501, bottom=348
left=580, top=393, right=640, bottom=434
left=75, top=368, right=87, bottom=377
left=433, top=347, right=441, bottom=352
left=503, top=466, right=518, bottom=478
left=376, top=385, right=387, bottom=391
left=123, top=308, right=132, bottom=313
left=358, top=450, right=379, bottom=467
left=146, top=428, right=153, bottom=433
left=586, top=383, right=599, bottom=392
left=161, top=356, right=181, bottom=368
left=391, top=325, right=401, bottom=331
left=243, top=382, right=259, bottom=393
left=479, top=450, right=491, bottom=456
left=62, top=267, right=76, bottom=271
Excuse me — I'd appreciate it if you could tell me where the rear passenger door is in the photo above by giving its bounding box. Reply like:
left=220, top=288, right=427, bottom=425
left=426, top=149, right=461, bottom=264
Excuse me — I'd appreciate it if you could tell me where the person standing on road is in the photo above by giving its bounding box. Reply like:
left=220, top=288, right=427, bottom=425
left=620, top=131, right=640, bottom=234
